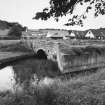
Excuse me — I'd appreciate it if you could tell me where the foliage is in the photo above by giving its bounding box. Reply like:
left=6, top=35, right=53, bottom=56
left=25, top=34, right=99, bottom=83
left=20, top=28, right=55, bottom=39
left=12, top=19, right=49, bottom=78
left=0, top=19, right=26, bottom=30
left=13, top=58, right=60, bottom=85
left=1, top=68, right=105, bottom=105
left=8, top=24, right=24, bottom=38
left=33, top=0, right=105, bottom=26
left=0, top=19, right=26, bottom=38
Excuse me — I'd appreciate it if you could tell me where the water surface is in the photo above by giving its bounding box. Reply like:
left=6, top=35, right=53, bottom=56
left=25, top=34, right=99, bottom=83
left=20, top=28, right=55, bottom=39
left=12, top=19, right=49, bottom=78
left=0, top=57, right=59, bottom=92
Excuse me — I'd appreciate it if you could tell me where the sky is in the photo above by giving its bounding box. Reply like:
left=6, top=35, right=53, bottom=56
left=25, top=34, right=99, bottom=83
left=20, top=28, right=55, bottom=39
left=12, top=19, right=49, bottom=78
left=0, top=0, right=105, bottom=30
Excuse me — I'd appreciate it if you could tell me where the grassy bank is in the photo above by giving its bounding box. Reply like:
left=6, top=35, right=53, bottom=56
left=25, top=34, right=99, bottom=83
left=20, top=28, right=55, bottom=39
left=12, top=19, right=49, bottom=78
left=13, top=59, right=60, bottom=82
left=0, top=58, right=105, bottom=105
left=1, top=67, right=105, bottom=105
left=0, top=41, right=33, bottom=53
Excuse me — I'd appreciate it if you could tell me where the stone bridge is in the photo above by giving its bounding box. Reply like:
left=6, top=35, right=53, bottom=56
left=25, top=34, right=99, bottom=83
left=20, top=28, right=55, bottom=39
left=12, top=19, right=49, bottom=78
left=22, top=38, right=59, bottom=60
left=22, top=38, right=105, bottom=73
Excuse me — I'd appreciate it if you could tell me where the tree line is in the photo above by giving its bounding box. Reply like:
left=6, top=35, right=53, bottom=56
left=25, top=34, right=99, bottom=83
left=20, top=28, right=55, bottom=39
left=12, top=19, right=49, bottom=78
left=0, top=19, right=26, bottom=38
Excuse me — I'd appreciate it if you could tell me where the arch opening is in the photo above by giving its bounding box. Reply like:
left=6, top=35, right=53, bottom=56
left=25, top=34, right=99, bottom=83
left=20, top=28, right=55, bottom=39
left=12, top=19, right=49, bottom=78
left=37, top=49, right=47, bottom=59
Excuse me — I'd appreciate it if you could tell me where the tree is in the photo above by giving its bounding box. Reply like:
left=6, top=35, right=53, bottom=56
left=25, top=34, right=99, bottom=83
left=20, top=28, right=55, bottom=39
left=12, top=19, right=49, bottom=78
left=8, top=24, right=24, bottom=38
left=33, top=0, right=105, bottom=26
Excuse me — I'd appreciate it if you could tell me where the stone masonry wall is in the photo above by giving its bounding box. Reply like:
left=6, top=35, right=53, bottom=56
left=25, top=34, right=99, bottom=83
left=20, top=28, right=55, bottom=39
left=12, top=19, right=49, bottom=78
left=57, top=44, right=105, bottom=73
left=22, top=38, right=105, bottom=73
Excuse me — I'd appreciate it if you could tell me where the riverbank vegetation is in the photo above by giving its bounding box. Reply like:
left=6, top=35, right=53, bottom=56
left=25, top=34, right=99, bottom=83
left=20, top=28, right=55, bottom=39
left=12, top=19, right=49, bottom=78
left=0, top=40, right=33, bottom=53
left=0, top=58, right=105, bottom=105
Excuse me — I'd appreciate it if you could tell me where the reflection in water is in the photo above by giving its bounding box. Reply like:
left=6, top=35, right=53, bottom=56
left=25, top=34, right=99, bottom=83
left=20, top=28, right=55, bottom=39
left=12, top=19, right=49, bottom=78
left=0, top=65, right=55, bottom=93
left=0, top=66, right=15, bottom=92
left=38, top=77, right=54, bottom=86
left=0, top=56, right=59, bottom=93
left=0, top=52, right=60, bottom=93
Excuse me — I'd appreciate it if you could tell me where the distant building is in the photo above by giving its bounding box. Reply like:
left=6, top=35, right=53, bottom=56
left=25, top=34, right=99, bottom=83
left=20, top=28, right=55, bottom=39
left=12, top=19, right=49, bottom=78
left=46, top=31, right=63, bottom=39
left=98, top=28, right=105, bottom=39
left=46, top=31, right=53, bottom=38
left=85, top=30, right=95, bottom=39
left=73, top=30, right=87, bottom=39
left=90, top=29, right=105, bottom=40
left=100, top=32, right=105, bottom=39
left=27, top=30, right=45, bottom=36
left=21, top=29, right=47, bottom=40
left=69, top=31, right=76, bottom=39
left=22, top=28, right=105, bottom=41
left=46, top=30, right=69, bottom=40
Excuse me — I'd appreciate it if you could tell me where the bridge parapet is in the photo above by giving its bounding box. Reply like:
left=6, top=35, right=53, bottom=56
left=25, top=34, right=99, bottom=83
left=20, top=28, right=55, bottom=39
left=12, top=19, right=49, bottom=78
left=22, top=38, right=58, bottom=60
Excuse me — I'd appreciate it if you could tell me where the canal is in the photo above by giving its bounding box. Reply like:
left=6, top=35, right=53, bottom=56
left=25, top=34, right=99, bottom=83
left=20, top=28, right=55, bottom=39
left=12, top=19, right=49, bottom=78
left=0, top=54, right=60, bottom=93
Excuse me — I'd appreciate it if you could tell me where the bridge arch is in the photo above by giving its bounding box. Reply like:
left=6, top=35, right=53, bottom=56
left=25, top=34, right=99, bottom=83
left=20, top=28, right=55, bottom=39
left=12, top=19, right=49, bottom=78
left=37, top=49, right=48, bottom=59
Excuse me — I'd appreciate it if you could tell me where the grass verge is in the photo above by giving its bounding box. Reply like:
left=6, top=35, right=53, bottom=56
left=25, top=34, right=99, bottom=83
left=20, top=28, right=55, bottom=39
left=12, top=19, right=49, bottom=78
left=1, top=64, right=105, bottom=105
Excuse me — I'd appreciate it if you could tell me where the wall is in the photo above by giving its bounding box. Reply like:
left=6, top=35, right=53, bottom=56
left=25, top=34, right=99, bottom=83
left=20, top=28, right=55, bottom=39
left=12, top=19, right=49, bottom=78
left=57, top=45, right=105, bottom=73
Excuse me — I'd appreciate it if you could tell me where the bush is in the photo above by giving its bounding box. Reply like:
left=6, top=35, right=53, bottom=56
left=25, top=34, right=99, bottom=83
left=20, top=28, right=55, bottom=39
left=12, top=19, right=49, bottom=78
left=8, top=24, right=23, bottom=38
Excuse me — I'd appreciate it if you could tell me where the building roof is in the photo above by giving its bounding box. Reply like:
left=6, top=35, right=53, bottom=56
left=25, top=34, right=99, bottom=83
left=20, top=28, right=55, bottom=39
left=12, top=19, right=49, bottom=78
left=72, top=30, right=87, bottom=38
left=85, top=30, right=95, bottom=38
left=69, top=31, right=75, bottom=37
left=90, top=28, right=105, bottom=38
left=46, top=30, right=69, bottom=37
left=46, top=31, right=63, bottom=37
left=26, top=29, right=47, bottom=36
left=98, top=28, right=105, bottom=37
left=22, top=28, right=105, bottom=39
left=69, top=28, right=105, bottom=39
